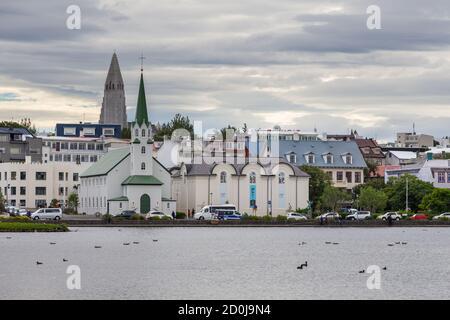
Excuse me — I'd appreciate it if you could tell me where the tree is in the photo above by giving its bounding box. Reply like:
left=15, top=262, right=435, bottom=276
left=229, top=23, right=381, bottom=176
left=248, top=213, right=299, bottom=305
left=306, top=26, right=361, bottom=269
left=353, top=177, right=385, bottom=197
left=364, top=159, right=379, bottom=178
left=0, top=119, right=37, bottom=135
left=384, top=174, right=434, bottom=212
left=419, top=188, right=450, bottom=214
left=67, top=192, right=79, bottom=213
left=319, top=185, right=351, bottom=212
left=358, top=186, right=388, bottom=213
left=0, top=190, right=5, bottom=213
left=300, top=165, right=331, bottom=212
left=121, top=127, right=131, bottom=139
left=153, top=113, right=194, bottom=141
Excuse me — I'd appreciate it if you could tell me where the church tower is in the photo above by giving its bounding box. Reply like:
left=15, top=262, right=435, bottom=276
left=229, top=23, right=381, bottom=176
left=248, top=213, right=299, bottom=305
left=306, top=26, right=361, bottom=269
left=99, top=53, right=128, bottom=128
left=130, top=67, right=153, bottom=176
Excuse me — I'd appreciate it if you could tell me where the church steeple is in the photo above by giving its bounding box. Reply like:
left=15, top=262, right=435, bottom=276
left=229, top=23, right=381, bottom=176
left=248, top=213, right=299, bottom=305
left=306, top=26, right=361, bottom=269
left=134, top=71, right=149, bottom=126
left=99, top=52, right=127, bottom=128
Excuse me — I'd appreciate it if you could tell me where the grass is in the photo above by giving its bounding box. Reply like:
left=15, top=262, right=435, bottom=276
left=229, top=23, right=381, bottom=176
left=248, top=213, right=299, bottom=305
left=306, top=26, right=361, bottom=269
left=0, top=222, right=69, bottom=232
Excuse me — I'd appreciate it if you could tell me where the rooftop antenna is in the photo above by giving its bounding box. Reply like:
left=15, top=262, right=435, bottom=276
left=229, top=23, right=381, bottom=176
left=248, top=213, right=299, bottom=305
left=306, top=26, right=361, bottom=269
left=413, top=122, right=416, bottom=135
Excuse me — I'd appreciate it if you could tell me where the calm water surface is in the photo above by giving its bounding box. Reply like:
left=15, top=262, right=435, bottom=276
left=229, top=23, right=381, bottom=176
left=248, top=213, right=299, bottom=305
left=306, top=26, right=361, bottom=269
left=1, top=227, right=449, bottom=299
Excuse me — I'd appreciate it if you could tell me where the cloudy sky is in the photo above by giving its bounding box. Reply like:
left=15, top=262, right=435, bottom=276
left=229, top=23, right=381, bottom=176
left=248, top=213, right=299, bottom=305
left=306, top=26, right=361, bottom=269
left=1, top=0, right=450, bottom=141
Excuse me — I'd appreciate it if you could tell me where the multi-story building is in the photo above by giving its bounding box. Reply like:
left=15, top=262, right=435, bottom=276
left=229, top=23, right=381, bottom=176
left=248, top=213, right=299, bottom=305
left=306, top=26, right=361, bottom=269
left=55, top=123, right=122, bottom=139
left=396, top=132, right=434, bottom=148
left=0, top=127, right=43, bottom=163
left=0, top=156, right=89, bottom=209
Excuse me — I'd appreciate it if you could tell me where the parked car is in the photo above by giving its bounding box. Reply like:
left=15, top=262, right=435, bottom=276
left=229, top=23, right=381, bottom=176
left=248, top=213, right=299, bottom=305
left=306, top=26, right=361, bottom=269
left=145, top=210, right=173, bottom=220
left=340, top=208, right=358, bottom=215
left=16, top=209, right=29, bottom=217
left=410, top=214, right=428, bottom=220
left=194, top=204, right=237, bottom=220
left=432, top=212, right=450, bottom=220
left=378, top=212, right=402, bottom=221
left=115, top=210, right=137, bottom=219
left=31, top=208, right=63, bottom=220
left=216, top=209, right=242, bottom=221
left=316, top=212, right=340, bottom=220
left=346, top=211, right=371, bottom=221
left=287, top=212, right=308, bottom=220
left=5, top=206, right=19, bottom=215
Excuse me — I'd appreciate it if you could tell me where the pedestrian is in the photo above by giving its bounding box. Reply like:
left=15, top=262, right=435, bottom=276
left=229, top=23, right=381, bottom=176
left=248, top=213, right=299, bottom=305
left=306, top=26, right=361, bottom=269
left=253, top=204, right=258, bottom=215
left=172, top=211, right=176, bottom=220
left=387, top=214, right=393, bottom=226
left=187, top=209, right=191, bottom=218
left=191, top=208, right=195, bottom=219
left=320, top=215, right=324, bottom=225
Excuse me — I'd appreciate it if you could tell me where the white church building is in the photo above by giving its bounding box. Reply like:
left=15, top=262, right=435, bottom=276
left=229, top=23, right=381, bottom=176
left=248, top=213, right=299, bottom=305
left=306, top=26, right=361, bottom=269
left=79, top=69, right=176, bottom=216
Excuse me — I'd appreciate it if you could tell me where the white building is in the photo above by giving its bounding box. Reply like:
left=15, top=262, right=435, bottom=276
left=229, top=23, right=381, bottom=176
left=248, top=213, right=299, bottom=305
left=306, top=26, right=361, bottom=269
left=78, top=69, right=175, bottom=216
left=385, top=159, right=450, bottom=188
left=171, top=158, right=310, bottom=216
left=0, top=156, right=88, bottom=209
left=385, top=150, right=417, bottom=166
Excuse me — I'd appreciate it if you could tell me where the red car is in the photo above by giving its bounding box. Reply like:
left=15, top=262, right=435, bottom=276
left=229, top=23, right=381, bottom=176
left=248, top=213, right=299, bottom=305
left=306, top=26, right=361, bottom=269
left=410, top=214, right=428, bottom=220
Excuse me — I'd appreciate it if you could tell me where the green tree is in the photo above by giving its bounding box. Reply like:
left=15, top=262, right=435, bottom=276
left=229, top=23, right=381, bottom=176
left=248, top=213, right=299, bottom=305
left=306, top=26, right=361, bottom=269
left=0, top=190, right=5, bottom=213
left=364, top=159, right=379, bottom=178
left=121, top=127, right=131, bottom=139
left=67, top=192, right=79, bottom=213
left=419, top=188, right=450, bottom=214
left=300, top=165, right=331, bottom=212
left=353, top=177, right=386, bottom=197
left=0, top=119, right=37, bottom=135
left=385, top=174, right=434, bottom=212
left=153, top=113, right=194, bottom=141
left=319, top=185, right=351, bottom=212
left=358, top=186, right=388, bottom=213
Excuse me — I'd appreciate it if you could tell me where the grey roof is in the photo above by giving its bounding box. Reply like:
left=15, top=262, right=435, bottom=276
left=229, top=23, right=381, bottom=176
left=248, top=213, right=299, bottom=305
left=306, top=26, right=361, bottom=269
left=0, top=127, right=34, bottom=136
left=278, top=140, right=367, bottom=168
left=172, top=158, right=309, bottom=177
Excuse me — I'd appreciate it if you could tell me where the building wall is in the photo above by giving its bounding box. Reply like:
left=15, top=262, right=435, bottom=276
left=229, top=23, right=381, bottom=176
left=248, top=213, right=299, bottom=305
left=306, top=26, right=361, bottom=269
left=124, top=184, right=162, bottom=213
left=320, top=168, right=364, bottom=190
left=0, top=134, right=42, bottom=163
left=0, top=157, right=88, bottom=209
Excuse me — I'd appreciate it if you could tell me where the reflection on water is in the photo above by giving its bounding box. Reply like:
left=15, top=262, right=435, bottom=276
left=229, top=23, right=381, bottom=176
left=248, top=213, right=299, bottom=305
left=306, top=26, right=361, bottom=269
left=0, top=227, right=449, bottom=300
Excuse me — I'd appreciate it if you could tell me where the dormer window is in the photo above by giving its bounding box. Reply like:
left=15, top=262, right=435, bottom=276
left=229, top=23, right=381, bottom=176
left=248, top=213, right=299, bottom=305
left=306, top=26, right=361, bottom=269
left=324, top=153, right=333, bottom=164
left=286, top=152, right=296, bottom=164
left=343, top=153, right=352, bottom=164
left=305, top=153, right=315, bottom=164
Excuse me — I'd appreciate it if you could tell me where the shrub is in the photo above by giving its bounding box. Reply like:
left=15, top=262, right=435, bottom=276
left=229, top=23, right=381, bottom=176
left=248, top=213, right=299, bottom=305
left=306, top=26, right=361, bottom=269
left=0, top=222, right=68, bottom=232
left=161, top=216, right=172, bottom=221
left=131, top=214, right=144, bottom=220
left=148, top=216, right=161, bottom=220
left=176, top=212, right=186, bottom=219
left=102, top=214, right=113, bottom=223
left=241, top=214, right=259, bottom=221
left=262, top=215, right=273, bottom=222
left=276, top=215, right=287, bottom=221
left=0, top=216, right=31, bottom=222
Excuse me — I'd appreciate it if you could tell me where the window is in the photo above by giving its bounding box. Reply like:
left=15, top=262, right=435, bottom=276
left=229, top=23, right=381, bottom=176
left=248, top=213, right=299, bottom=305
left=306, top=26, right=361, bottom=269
left=11, top=172, right=16, bottom=180
left=278, top=172, right=285, bottom=184
left=141, top=162, right=146, bottom=170
left=79, top=143, right=86, bottom=150
left=36, top=172, right=46, bottom=180
left=287, top=153, right=296, bottom=164
left=325, top=154, right=333, bottom=164
left=102, top=128, right=115, bottom=136
left=346, top=172, right=352, bottom=183
left=447, top=173, right=450, bottom=183
left=20, top=171, right=26, bottom=180
left=20, top=200, right=26, bottom=207
left=438, top=172, right=445, bottom=183
left=63, top=154, right=71, bottom=162
left=59, top=187, right=64, bottom=196
left=142, top=129, right=146, bottom=137
left=61, top=142, right=68, bottom=150
left=135, top=129, right=139, bottom=137
left=220, top=171, right=227, bottom=183
left=10, top=147, right=20, bottom=155
left=63, top=127, right=76, bottom=135
left=141, top=146, right=146, bottom=154
left=336, top=171, right=343, bottom=181
left=83, top=127, right=95, bottom=136
left=35, top=187, right=46, bottom=195
left=10, top=187, right=16, bottom=195
left=70, top=143, right=78, bottom=150
left=88, top=143, right=95, bottom=150
left=96, top=144, right=103, bottom=151
left=73, top=173, right=79, bottom=182
left=355, top=172, right=361, bottom=183
left=327, top=171, right=333, bottom=180
left=90, top=155, right=98, bottom=162
left=59, top=172, right=64, bottom=181
left=345, top=154, right=352, bottom=164
left=249, top=172, right=256, bottom=184
left=20, top=187, right=26, bottom=195
left=35, top=200, right=46, bottom=208
left=307, top=153, right=315, bottom=164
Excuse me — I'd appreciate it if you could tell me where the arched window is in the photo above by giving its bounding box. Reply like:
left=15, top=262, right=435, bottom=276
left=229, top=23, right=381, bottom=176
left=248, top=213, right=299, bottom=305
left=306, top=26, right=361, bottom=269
left=148, top=129, right=152, bottom=137
left=142, top=129, right=146, bottom=137
left=249, top=172, right=256, bottom=184
left=141, top=162, right=146, bottom=170
left=141, top=146, right=146, bottom=154
left=135, top=129, right=139, bottom=137
left=220, top=171, right=227, bottom=183
left=278, top=172, right=285, bottom=184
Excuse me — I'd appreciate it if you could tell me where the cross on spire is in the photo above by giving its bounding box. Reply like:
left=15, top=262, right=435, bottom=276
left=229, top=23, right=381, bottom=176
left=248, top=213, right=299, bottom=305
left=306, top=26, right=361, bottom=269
left=139, top=53, right=146, bottom=72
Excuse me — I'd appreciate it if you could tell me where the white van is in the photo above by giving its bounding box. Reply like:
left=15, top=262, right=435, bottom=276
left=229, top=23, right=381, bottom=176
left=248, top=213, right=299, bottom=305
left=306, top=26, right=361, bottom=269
left=194, top=204, right=237, bottom=220
left=31, top=208, right=63, bottom=220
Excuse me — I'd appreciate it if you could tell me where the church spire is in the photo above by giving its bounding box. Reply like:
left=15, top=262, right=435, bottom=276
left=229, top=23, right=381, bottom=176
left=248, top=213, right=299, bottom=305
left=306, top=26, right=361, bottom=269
left=135, top=70, right=149, bottom=126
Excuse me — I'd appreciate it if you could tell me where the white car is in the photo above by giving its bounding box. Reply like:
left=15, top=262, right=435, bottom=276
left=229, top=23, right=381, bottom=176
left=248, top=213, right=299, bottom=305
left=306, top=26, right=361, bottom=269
left=316, top=212, right=340, bottom=220
left=346, top=211, right=371, bottom=220
left=433, top=212, right=450, bottom=220
left=31, top=208, right=62, bottom=220
left=287, top=212, right=308, bottom=220
left=145, top=210, right=173, bottom=220
left=16, top=209, right=29, bottom=216
left=378, top=212, right=401, bottom=221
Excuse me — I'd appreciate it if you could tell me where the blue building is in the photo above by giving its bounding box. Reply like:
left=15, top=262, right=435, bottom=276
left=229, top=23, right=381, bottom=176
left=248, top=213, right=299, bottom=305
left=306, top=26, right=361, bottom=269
left=55, top=123, right=122, bottom=138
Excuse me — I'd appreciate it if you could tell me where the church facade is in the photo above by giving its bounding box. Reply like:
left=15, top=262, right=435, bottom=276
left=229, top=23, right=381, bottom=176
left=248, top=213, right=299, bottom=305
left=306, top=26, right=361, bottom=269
left=99, top=53, right=128, bottom=129
left=79, top=69, right=176, bottom=216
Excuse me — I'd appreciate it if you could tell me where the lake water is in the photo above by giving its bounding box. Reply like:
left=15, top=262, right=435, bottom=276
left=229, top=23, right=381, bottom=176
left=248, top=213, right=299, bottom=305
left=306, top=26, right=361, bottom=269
left=1, top=227, right=449, bottom=300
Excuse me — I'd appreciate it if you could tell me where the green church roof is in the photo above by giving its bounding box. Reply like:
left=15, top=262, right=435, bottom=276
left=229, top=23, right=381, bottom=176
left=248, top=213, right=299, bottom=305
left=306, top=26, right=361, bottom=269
left=134, top=72, right=149, bottom=126
left=121, top=175, right=163, bottom=186
left=80, top=148, right=130, bottom=178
